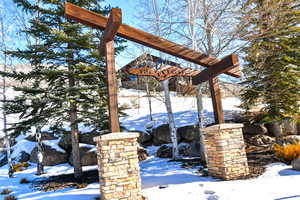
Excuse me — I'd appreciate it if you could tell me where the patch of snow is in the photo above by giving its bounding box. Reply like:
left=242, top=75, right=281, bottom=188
left=42, top=139, right=65, bottom=153
left=120, top=94, right=241, bottom=133
left=79, top=143, right=95, bottom=149
left=11, top=134, right=36, bottom=158
left=79, top=143, right=97, bottom=152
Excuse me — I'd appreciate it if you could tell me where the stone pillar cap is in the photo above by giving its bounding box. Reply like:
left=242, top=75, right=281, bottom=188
left=93, top=132, right=140, bottom=142
left=201, top=123, right=244, bottom=132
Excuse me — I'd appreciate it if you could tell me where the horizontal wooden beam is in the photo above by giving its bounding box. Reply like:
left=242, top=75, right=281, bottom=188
left=99, top=8, right=122, bottom=55
left=192, top=54, right=240, bottom=85
left=65, top=2, right=241, bottom=78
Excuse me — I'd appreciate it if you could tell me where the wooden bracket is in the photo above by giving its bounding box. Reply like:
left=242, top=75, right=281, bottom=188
left=192, top=54, right=240, bottom=85
left=99, top=8, right=122, bottom=55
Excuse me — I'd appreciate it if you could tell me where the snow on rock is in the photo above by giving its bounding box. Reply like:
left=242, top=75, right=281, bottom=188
left=42, top=139, right=65, bottom=153
left=11, top=134, right=36, bottom=159
left=79, top=143, right=95, bottom=149
left=79, top=143, right=97, bottom=153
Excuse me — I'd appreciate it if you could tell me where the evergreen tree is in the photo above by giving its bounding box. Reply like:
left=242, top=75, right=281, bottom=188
left=4, top=0, right=125, bottom=178
left=240, top=0, right=300, bottom=126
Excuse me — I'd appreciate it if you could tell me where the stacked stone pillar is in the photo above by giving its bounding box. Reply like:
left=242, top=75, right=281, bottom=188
left=201, top=124, right=249, bottom=180
left=94, top=132, right=143, bottom=200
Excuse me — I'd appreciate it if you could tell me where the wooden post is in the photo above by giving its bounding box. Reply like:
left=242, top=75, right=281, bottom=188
left=105, top=40, right=120, bottom=132
left=192, top=54, right=239, bottom=124
left=209, top=77, right=225, bottom=124
left=99, top=8, right=122, bottom=133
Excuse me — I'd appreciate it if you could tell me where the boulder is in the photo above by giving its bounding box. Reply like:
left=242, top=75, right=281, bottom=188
left=266, top=119, right=298, bottom=137
left=0, top=151, right=7, bottom=167
left=152, top=124, right=181, bottom=145
left=280, top=135, right=300, bottom=145
left=282, top=119, right=298, bottom=135
left=138, top=146, right=149, bottom=161
left=248, top=135, right=275, bottom=146
left=177, top=125, right=199, bottom=142
left=187, top=140, right=202, bottom=157
left=59, top=133, right=101, bottom=150
left=25, top=132, right=58, bottom=142
left=292, top=159, right=300, bottom=171
left=30, top=144, right=68, bottom=166
left=16, top=151, right=30, bottom=163
left=58, top=134, right=72, bottom=151
left=156, top=143, right=198, bottom=158
left=69, top=145, right=97, bottom=166
left=156, top=144, right=172, bottom=158
left=79, top=132, right=101, bottom=145
left=0, top=138, right=5, bottom=149
left=137, top=131, right=152, bottom=145
left=243, top=123, right=268, bottom=136
left=178, top=143, right=194, bottom=157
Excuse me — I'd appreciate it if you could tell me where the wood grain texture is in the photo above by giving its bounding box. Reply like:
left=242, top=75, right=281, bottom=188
left=65, top=2, right=240, bottom=78
left=192, top=54, right=240, bottom=85
left=99, top=8, right=122, bottom=55
left=105, top=41, right=120, bottom=132
left=209, top=78, right=225, bottom=124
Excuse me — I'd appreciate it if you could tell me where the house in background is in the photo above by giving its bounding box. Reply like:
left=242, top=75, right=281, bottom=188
left=118, top=53, right=200, bottom=95
left=118, top=53, right=241, bottom=97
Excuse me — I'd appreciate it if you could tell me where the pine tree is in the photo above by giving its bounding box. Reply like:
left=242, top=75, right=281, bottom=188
left=4, top=0, right=124, bottom=178
left=240, top=0, right=300, bottom=127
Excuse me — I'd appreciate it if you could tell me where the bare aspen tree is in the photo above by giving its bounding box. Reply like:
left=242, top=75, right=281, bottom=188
left=31, top=0, right=46, bottom=176
left=0, top=0, right=14, bottom=178
left=137, top=0, right=180, bottom=159
left=154, top=0, right=179, bottom=160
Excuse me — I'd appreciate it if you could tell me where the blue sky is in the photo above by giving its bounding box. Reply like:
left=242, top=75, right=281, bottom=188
left=104, top=0, right=142, bottom=69
left=106, top=0, right=137, bottom=25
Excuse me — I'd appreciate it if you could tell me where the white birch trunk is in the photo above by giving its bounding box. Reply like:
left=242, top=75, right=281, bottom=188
left=145, top=78, right=153, bottom=121
left=0, top=7, right=13, bottom=177
left=196, top=85, right=207, bottom=163
left=35, top=126, right=44, bottom=175
left=162, top=79, right=179, bottom=159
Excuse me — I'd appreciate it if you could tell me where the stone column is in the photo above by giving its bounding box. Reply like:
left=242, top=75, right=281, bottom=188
left=94, top=132, right=143, bottom=200
left=201, top=124, right=249, bottom=180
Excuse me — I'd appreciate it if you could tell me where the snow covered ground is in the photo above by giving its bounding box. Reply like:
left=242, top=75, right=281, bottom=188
left=1, top=146, right=300, bottom=200
left=119, top=89, right=242, bottom=132
left=1, top=88, right=300, bottom=199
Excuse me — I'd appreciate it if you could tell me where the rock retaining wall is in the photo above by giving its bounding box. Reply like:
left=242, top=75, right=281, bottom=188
left=201, top=124, right=249, bottom=180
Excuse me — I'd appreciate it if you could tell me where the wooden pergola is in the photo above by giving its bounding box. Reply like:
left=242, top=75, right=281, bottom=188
left=121, top=53, right=200, bottom=81
left=64, top=3, right=241, bottom=132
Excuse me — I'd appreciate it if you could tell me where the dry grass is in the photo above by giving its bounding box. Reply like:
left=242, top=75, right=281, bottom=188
left=0, top=189, right=12, bottom=195
left=274, top=143, right=300, bottom=163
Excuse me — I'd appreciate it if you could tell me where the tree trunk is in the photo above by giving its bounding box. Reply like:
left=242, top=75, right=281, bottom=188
left=162, top=79, right=179, bottom=159
left=0, top=15, right=13, bottom=177
left=296, top=122, right=300, bottom=135
left=273, top=121, right=282, bottom=143
left=2, top=69, right=13, bottom=178
left=69, top=83, right=82, bottom=179
left=196, top=85, right=206, bottom=163
left=35, top=126, right=44, bottom=175
left=145, top=78, right=153, bottom=121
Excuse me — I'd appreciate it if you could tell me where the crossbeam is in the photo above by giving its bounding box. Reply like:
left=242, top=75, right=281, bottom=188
left=65, top=2, right=240, bottom=78
left=192, top=54, right=239, bottom=85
